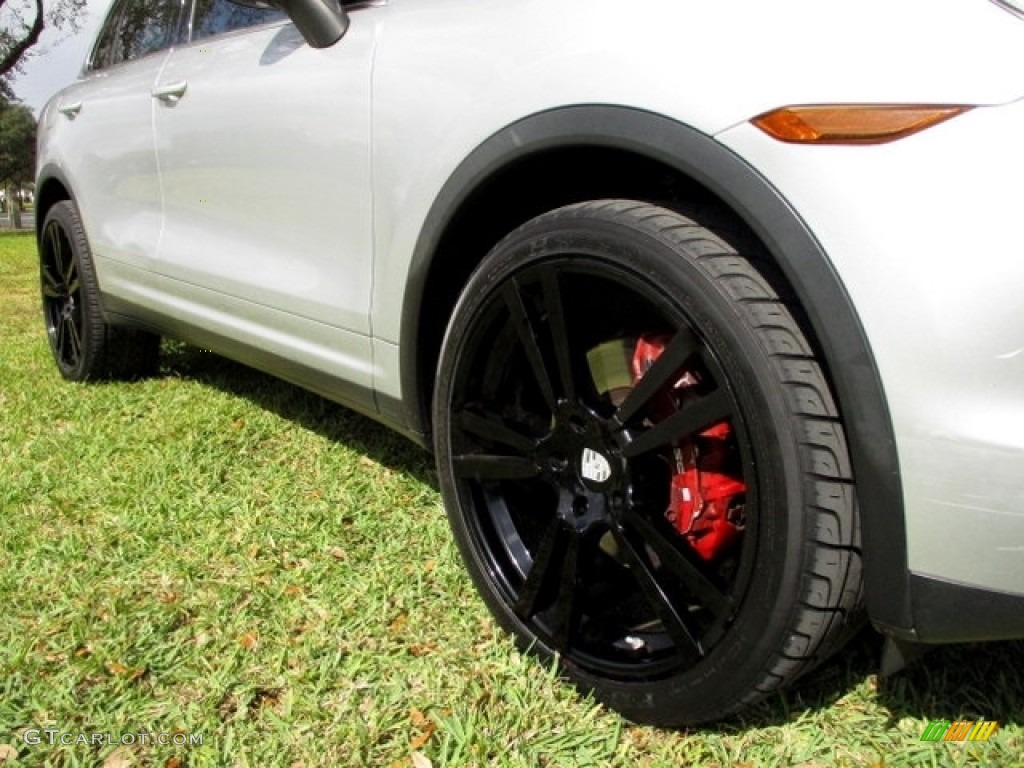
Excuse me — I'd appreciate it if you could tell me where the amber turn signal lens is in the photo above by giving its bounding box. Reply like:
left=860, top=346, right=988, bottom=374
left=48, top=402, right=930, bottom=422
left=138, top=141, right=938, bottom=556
left=752, top=105, right=971, bottom=145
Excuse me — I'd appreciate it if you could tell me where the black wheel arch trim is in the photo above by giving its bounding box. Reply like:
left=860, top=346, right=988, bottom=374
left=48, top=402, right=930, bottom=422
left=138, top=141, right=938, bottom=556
left=895, top=574, right=1024, bottom=644
left=400, top=104, right=912, bottom=635
left=35, top=163, right=76, bottom=241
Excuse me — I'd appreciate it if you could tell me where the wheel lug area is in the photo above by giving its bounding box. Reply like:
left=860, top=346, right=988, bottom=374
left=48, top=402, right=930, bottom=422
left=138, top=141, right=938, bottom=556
left=559, top=489, right=607, bottom=531
left=541, top=400, right=632, bottom=529
left=572, top=495, right=589, bottom=518
left=568, top=414, right=588, bottom=435
left=546, top=454, right=569, bottom=474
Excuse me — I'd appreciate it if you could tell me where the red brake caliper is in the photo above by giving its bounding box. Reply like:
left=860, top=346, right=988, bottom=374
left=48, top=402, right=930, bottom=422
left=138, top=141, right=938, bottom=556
left=632, top=336, right=747, bottom=561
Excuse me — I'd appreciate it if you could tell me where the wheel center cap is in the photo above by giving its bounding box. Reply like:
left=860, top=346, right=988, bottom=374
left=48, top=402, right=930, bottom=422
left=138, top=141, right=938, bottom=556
left=579, top=447, right=612, bottom=485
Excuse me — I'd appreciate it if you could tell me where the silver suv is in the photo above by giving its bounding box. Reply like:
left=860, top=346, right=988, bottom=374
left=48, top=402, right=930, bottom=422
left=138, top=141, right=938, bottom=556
left=36, top=0, right=1024, bottom=725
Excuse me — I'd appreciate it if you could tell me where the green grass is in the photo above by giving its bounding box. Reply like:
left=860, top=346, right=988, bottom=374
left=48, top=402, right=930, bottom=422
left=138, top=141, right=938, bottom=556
left=1, top=230, right=1022, bottom=767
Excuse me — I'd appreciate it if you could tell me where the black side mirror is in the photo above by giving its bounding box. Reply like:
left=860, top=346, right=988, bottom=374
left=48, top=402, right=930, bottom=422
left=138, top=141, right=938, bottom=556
left=275, top=0, right=349, bottom=48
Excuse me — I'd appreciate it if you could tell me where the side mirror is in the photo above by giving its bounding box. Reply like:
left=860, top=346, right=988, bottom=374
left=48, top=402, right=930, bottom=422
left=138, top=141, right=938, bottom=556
left=275, top=0, right=349, bottom=48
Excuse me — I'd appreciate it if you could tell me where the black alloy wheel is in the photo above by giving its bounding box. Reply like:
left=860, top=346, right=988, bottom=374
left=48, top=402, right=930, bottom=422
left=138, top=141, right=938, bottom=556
left=40, top=205, right=87, bottom=376
left=39, top=201, right=160, bottom=381
left=433, top=200, right=861, bottom=725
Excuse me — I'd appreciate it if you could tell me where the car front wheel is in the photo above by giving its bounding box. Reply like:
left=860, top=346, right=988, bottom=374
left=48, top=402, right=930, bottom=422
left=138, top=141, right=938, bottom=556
left=433, top=200, right=861, bottom=725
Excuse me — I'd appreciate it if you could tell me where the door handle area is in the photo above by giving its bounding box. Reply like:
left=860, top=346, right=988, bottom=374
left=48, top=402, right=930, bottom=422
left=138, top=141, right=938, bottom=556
left=58, top=102, right=82, bottom=118
left=151, top=81, right=188, bottom=102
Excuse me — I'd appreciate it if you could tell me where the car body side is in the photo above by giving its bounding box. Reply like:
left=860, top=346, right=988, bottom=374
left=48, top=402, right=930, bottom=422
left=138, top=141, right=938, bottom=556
left=36, top=0, right=1024, bottom=647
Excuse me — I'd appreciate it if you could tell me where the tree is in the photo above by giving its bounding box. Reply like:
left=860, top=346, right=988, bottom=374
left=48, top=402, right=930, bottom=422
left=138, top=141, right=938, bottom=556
left=0, top=0, right=87, bottom=83
left=0, top=96, right=35, bottom=227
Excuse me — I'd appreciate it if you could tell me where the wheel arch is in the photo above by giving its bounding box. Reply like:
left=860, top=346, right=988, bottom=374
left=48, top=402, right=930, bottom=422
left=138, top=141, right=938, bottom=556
left=34, top=165, right=74, bottom=241
left=400, top=104, right=912, bottom=635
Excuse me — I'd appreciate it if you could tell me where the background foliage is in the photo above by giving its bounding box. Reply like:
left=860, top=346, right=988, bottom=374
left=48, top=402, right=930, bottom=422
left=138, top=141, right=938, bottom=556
left=0, top=96, right=35, bottom=186
left=0, top=0, right=87, bottom=86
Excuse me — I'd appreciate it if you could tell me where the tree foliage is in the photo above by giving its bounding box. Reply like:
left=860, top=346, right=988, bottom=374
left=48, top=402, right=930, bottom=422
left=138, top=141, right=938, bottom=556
left=0, top=96, right=35, bottom=186
left=0, top=0, right=88, bottom=82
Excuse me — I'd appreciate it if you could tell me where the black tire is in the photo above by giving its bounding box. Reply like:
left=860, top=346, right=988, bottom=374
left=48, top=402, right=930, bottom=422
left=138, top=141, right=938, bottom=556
left=433, top=200, right=861, bottom=725
left=39, top=201, right=160, bottom=381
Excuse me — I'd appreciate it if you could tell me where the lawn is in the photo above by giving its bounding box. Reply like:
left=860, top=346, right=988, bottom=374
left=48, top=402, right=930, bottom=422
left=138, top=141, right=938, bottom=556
left=1, top=231, right=1021, bottom=767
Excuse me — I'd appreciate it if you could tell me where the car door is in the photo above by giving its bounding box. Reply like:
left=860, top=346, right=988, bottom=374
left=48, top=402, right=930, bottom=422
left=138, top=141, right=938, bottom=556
left=150, top=0, right=379, bottom=406
left=50, top=0, right=184, bottom=272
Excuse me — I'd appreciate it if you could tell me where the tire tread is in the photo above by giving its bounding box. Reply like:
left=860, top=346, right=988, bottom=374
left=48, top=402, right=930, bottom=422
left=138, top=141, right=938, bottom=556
left=540, top=200, right=863, bottom=714
left=443, top=199, right=864, bottom=725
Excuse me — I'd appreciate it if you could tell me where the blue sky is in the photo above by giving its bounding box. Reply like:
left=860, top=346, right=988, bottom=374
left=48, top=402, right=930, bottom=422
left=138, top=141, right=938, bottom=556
left=11, top=0, right=111, bottom=114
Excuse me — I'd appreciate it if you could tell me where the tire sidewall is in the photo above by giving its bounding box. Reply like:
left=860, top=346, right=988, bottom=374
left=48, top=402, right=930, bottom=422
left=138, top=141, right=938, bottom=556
left=434, top=205, right=813, bottom=724
left=41, top=201, right=106, bottom=381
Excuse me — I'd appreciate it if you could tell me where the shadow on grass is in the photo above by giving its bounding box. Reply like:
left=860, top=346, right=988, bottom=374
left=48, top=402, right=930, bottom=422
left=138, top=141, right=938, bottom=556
left=158, top=341, right=438, bottom=490
left=711, top=633, right=1024, bottom=733
left=157, top=341, right=1024, bottom=733
left=874, top=639, right=1024, bottom=727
